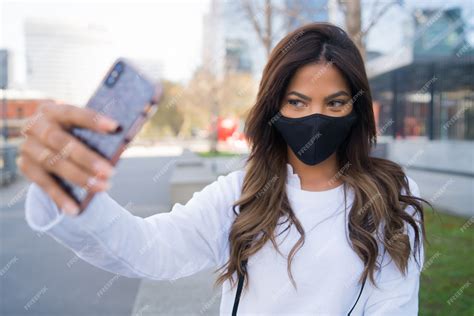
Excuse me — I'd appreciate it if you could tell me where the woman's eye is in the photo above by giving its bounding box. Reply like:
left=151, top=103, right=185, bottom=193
left=287, top=99, right=306, bottom=108
left=328, top=100, right=348, bottom=108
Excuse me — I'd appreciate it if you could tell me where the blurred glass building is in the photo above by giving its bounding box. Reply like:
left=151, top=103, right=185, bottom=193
left=202, top=0, right=329, bottom=78
left=369, top=7, right=473, bottom=141
left=370, top=55, right=473, bottom=141
left=367, top=6, right=473, bottom=217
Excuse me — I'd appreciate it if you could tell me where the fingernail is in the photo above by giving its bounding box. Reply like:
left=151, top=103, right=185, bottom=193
left=86, top=177, right=97, bottom=189
left=111, top=124, right=123, bottom=134
left=97, top=115, right=119, bottom=131
left=87, top=177, right=110, bottom=191
left=93, top=161, right=115, bottom=177
left=62, top=201, right=79, bottom=215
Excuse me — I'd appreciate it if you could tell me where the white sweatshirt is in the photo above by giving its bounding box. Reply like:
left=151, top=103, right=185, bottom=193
left=24, top=163, right=424, bottom=315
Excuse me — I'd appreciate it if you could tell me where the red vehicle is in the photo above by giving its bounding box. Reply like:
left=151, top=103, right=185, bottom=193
left=214, top=116, right=247, bottom=150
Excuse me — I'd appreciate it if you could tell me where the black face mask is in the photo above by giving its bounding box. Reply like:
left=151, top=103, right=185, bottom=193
left=273, top=109, right=358, bottom=165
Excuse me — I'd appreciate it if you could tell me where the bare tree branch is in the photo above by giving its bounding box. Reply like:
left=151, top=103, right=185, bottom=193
left=264, top=0, right=272, bottom=55
left=241, top=1, right=266, bottom=49
left=362, top=1, right=399, bottom=37
left=337, top=0, right=347, bottom=15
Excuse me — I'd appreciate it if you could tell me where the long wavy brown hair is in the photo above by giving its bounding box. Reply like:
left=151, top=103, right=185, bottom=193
left=213, top=22, right=433, bottom=290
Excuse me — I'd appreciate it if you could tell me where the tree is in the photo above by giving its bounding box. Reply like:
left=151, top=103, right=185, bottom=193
left=238, top=0, right=328, bottom=58
left=183, top=67, right=257, bottom=152
left=140, top=80, right=185, bottom=139
left=337, top=0, right=402, bottom=60
left=238, top=0, right=402, bottom=61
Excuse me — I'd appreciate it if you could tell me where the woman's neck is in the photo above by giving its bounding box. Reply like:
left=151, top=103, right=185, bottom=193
left=287, top=148, right=343, bottom=191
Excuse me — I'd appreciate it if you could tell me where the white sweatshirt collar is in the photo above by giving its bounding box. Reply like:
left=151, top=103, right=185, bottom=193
left=285, top=162, right=347, bottom=198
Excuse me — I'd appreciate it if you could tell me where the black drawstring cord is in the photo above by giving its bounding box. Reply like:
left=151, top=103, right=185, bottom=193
left=347, top=275, right=367, bottom=315
left=231, top=259, right=248, bottom=316
left=231, top=261, right=367, bottom=316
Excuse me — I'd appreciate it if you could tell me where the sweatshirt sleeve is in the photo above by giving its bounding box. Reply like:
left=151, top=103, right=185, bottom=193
left=363, top=176, right=424, bottom=315
left=24, top=169, right=244, bottom=281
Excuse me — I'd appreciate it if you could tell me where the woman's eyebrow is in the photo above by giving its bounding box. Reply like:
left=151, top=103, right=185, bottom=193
left=287, top=90, right=351, bottom=103
left=324, top=91, right=350, bottom=102
left=287, top=91, right=312, bottom=101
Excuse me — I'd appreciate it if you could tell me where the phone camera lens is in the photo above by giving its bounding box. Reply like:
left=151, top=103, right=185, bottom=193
left=115, top=62, right=124, bottom=73
left=106, top=76, right=115, bottom=86
left=106, top=60, right=124, bottom=87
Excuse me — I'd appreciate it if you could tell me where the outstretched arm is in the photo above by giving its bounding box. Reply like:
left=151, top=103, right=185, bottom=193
left=25, top=170, right=243, bottom=281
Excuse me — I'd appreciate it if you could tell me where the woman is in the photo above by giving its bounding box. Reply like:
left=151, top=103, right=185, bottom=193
left=20, top=22, right=431, bottom=315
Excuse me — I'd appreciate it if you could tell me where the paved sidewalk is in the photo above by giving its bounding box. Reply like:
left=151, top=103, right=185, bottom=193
left=0, top=174, right=31, bottom=211
left=406, top=169, right=473, bottom=218
left=130, top=153, right=245, bottom=315
left=131, top=269, right=222, bottom=315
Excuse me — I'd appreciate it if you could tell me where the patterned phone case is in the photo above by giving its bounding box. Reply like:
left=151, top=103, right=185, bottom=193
left=55, top=58, right=162, bottom=212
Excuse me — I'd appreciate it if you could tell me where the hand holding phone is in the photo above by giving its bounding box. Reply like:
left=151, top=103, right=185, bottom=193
left=19, top=58, right=162, bottom=215
left=19, top=103, right=119, bottom=215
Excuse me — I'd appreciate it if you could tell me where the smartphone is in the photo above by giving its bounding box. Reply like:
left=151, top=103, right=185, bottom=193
left=54, top=58, right=162, bottom=213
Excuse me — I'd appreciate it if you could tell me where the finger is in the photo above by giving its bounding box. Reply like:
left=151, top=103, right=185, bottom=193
left=18, top=155, right=80, bottom=216
left=20, top=137, right=110, bottom=192
left=38, top=102, right=120, bottom=133
left=26, top=122, right=115, bottom=178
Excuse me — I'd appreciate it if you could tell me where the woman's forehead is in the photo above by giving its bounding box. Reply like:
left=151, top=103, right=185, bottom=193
left=286, top=62, right=350, bottom=95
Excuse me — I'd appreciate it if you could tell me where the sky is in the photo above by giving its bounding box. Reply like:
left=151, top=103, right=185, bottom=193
left=0, top=0, right=211, bottom=83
